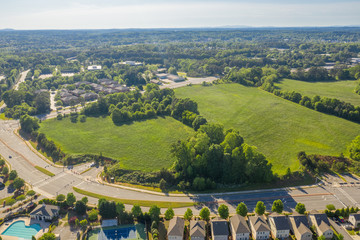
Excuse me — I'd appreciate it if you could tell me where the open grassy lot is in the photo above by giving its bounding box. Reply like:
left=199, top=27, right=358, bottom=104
left=275, top=79, right=360, bottom=106
left=39, top=116, right=194, bottom=171
left=175, top=84, right=360, bottom=174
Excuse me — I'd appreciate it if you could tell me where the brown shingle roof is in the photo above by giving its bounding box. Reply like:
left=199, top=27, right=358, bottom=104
left=168, top=217, right=185, bottom=237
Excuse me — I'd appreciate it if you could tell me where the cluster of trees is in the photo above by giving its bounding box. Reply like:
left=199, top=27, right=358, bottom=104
left=347, top=135, right=360, bottom=161
left=291, top=65, right=360, bottom=82
left=297, top=152, right=349, bottom=173
left=83, top=84, right=208, bottom=130
left=3, top=89, right=50, bottom=118
left=171, top=124, right=274, bottom=191
left=324, top=204, right=359, bottom=218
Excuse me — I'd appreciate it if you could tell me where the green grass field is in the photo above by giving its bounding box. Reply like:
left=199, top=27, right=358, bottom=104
left=39, top=116, right=194, bottom=171
left=275, top=79, right=360, bottom=106
left=175, top=84, right=360, bottom=174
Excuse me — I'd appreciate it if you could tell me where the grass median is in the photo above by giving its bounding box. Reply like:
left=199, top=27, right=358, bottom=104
left=35, top=166, right=55, bottom=177
left=73, top=187, right=196, bottom=208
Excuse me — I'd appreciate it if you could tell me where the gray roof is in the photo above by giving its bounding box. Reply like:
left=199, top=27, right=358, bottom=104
left=168, top=217, right=185, bottom=237
left=211, top=219, right=229, bottom=236
left=268, top=213, right=291, bottom=231
left=249, top=215, right=270, bottom=232
left=190, top=220, right=206, bottom=238
left=30, top=204, right=59, bottom=218
left=350, top=213, right=360, bottom=221
left=310, top=211, right=331, bottom=233
left=288, top=213, right=311, bottom=235
left=230, top=214, right=250, bottom=234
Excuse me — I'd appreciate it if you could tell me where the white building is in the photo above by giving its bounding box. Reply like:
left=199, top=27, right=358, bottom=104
left=248, top=215, right=270, bottom=240
left=30, top=203, right=60, bottom=221
left=349, top=213, right=360, bottom=228
left=308, top=211, right=333, bottom=239
left=230, top=214, right=250, bottom=240
left=167, top=217, right=184, bottom=240
left=87, top=65, right=102, bottom=71
left=267, top=213, right=291, bottom=239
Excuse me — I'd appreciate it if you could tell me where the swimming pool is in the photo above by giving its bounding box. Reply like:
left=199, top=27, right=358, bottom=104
left=1, top=220, right=42, bottom=240
left=88, top=223, right=147, bottom=240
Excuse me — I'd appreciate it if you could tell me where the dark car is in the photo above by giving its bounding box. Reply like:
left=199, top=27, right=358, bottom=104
left=8, top=155, right=12, bottom=159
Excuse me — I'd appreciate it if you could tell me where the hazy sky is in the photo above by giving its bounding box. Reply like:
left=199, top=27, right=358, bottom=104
left=1, top=0, right=359, bottom=29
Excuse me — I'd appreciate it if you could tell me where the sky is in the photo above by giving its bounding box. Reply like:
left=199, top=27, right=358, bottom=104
left=0, top=0, right=359, bottom=29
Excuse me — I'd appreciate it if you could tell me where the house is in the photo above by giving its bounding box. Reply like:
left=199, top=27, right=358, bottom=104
left=230, top=214, right=250, bottom=240
left=190, top=220, right=206, bottom=240
left=103, top=88, right=118, bottom=95
left=288, top=213, right=313, bottom=240
left=167, top=217, right=185, bottom=240
left=80, top=92, right=98, bottom=101
left=349, top=212, right=360, bottom=228
left=268, top=213, right=291, bottom=239
left=30, top=203, right=60, bottom=221
left=248, top=215, right=270, bottom=240
left=167, top=74, right=185, bottom=82
left=150, top=79, right=162, bottom=85
left=61, top=96, right=79, bottom=105
left=211, top=218, right=229, bottom=240
left=114, top=86, right=130, bottom=92
left=308, top=211, right=333, bottom=239
left=71, top=89, right=85, bottom=96
left=74, top=81, right=90, bottom=87
left=87, top=65, right=102, bottom=71
left=59, top=91, right=73, bottom=98
left=156, top=73, right=168, bottom=79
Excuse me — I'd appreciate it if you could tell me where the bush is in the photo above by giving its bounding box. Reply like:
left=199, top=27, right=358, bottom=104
left=88, top=209, right=99, bottom=222
left=26, top=190, right=36, bottom=196
left=16, top=195, right=25, bottom=201
left=6, top=198, right=16, bottom=206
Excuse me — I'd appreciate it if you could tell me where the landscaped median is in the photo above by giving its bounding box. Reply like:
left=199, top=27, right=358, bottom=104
left=72, top=187, right=196, bottom=208
left=34, top=166, right=55, bottom=177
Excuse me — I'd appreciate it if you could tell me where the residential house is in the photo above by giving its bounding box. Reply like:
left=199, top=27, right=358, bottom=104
left=268, top=213, right=291, bottom=239
left=248, top=215, right=270, bottom=240
left=156, top=73, right=168, bottom=79
left=167, top=217, right=185, bottom=240
left=30, top=203, right=60, bottom=221
left=190, top=220, right=206, bottom=240
left=308, top=211, right=333, bottom=239
left=288, top=213, right=313, bottom=240
left=349, top=212, right=360, bottom=228
left=80, top=92, right=98, bottom=101
left=74, top=81, right=90, bottom=87
left=71, top=89, right=85, bottom=96
left=115, top=86, right=130, bottom=92
left=167, top=74, right=185, bottom=82
left=61, top=96, right=79, bottom=105
left=230, top=214, right=250, bottom=240
left=211, top=218, right=229, bottom=240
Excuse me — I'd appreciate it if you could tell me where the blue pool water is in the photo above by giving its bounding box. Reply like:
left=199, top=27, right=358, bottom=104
left=88, top=224, right=147, bottom=240
left=1, top=220, right=42, bottom=240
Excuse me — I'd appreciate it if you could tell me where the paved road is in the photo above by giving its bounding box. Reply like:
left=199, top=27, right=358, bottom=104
left=329, top=219, right=353, bottom=240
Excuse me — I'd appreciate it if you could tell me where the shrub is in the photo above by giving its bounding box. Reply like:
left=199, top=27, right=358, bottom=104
left=26, top=190, right=36, bottom=196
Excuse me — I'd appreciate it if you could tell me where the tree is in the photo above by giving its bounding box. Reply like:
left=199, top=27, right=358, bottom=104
left=159, top=178, right=166, bottom=191
left=88, top=209, right=99, bottom=221
left=236, top=202, right=248, bottom=217
left=326, top=204, right=336, bottom=211
left=81, top=197, right=88, bottom=205
left=80, top=219, right=88, bottom=229
left=165, top=208, right=175, bottom=220
left=318, top=235, right=326, bottom=240
left=132, top=205, right=143, bottom=219
left=38, top=233, right=56, bottom=240
left=75, top=200, right=87, bottom=215
left=0, top=159, right=5, bottom=168
left=184, top=208, right=193, bottom=221
left=9, top=170, right=17, bottom=180
left=20, top=114, right=40, bottom=133
left=218, top=204, right=229, bottom=219
left=295, top=203, right=306, bottom=214
left=199, top=207, right=210, bottom=221
left=2, top=166, right=8, bottom=175
left=56, top=194, right=65, bottom=202
left=255, top=201, right=266, bottom=215
left=337, top=234, right=344, bottom=240
left=149, top=205, right=161, bottom=222
left=66, top=193, right=76, bottom=207
left=13, top=178, right=25, bottom=190
left=271, top=199, right=284, bottom=214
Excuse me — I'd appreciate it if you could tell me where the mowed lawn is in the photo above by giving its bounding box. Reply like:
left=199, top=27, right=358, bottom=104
left=175, top=84, right=360, bottom=174
left=275, top=79, right=360, bottom=106
left=39, top=116, right=194, bottom=171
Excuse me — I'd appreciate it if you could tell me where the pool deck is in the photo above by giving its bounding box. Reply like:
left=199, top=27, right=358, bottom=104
left=0, top=217, right=50, bottom=240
